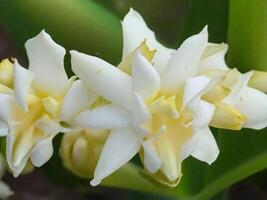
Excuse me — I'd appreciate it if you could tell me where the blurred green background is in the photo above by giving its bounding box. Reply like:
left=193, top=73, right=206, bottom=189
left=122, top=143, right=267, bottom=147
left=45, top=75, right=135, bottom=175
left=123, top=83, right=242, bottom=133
left=1, top=0, right=267, bottom=199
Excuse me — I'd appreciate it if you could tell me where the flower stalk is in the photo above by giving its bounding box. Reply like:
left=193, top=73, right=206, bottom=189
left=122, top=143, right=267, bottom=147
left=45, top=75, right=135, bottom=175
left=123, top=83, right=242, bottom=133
left=101, top=163, right=177, bottom=197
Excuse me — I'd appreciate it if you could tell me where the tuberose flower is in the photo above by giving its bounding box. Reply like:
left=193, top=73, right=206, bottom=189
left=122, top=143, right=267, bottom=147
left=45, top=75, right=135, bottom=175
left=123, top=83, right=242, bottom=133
left=70, top=9, right=221, bottom=186
left=0, top=31, right=73, bottom=176
left=120, top=9, right=267, bottom=131
left=201, top=69, right=267, bottom=130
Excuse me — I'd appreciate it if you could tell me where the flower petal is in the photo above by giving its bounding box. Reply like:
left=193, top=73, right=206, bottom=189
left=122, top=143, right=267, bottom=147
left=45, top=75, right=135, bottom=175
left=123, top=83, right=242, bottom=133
left=181, top=132, right=197, bottom=161
left=30, top=136, right=53, bottom=167
left=210, top=103, right=246, bottom=130
left=199, top=43, right=228, bottom=72
left=149, top=95, right=179, bottom=118
left=183, top=76, right=211, bottom=108
left=71, top=50, right=132, bottom=109
left=182, top=127, right=219, bottom=165
left=6, top=126, right=35, bottom=177
left=0, top=59, right=13, bottom=88
left=142, top=140, right=161, bottom=173
left=35, top=115, right=63, bottom=135
left=132, top=51, right=160, bottom=101
left=191, top=128, right=219, bottom=164
left=154, top=131, right=180, bottom=181
left=25, top=30, right=69, bottom=97
left=75, top=104, right=129, bottom=129
left=122, top=8, right=175, bottom=72
left=0, top=94, right=21, bottom=123
left=13, top=60, right=34, bottom=112
left=248, top=70, right=267, bottom=93
left=132, top=92, right=151, bottom=126
left=60, top=80, right=98, bottom=121
left=0, top=121, right=8, bottom=137
left=0, top=84, right=13, bottom=95
left=193, top=100, right=215, bottom=129
left=223, top=71, right=253, bottom=105
left=90, top=128, right=141, bottom=186
left=161, top=27, right=208, bottom=92
left=236, top=87, right=267, bottom=129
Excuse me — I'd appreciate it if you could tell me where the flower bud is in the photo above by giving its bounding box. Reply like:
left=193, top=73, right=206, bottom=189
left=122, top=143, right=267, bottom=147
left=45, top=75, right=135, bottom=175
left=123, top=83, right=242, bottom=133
left=0, top=59, right=13, bottom=88
left=60, top=129, right=108, bottom=178
left=210, top=103, right=246, bottom=130
left=249, top=70, right=267, bottom=93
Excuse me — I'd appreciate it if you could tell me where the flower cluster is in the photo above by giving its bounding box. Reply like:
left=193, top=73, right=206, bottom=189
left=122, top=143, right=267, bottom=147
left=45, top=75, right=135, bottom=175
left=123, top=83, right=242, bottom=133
left=0, top=9, right=267, bottom=188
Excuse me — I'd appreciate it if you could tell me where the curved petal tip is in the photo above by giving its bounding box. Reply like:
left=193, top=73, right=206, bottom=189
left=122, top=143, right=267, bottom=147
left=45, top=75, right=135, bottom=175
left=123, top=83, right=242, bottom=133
left=90, top=178, right=101, bottom=187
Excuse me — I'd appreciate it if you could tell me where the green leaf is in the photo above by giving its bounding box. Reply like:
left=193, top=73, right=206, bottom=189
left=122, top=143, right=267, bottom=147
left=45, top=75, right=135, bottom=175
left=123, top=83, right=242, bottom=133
left=228, top=0, right=267, bottom=71
left=184, top=130, right=267, bottom=200
left=0, top=0, right=122, bottom=67
left=179, top=0, right=229, bottom=43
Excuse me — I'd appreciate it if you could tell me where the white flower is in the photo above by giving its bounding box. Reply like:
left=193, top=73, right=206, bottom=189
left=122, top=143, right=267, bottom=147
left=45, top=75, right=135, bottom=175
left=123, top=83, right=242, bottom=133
left=70, top=9, right=221, bottom=186
left=121, top=8, right=267, bottom=130
left=217, top=71, right=267, bottom=129
left=0, top=31, right=73, bottom=176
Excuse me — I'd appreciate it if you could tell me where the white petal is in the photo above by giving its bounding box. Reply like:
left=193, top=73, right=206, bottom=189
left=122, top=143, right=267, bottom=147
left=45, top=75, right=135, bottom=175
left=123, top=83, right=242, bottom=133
left=182, top=127, right=219, bottom=164
left=25, top=30, right=69, bottom=97
left=75, top=104, right=129, bottom=129
left=181, top=132, right=198, bottom=161
left=199, top=43, right=228, bottom=72
left=6, top=126, right=33, bottom=177
left=223, top=71, right=253, bottom=105
left=132, top=92, right=151, bottom=126
left=236, top=87, right=267, bottom=129
left=13, top=60, right=34, bottom=112
left=161, top=27, right=208, bottom=91
left=193, top=100, right=215, bottom=128
left=191, top=128, right=219, bottom=164
left=30, top=136, right=53, bottom=167
left=122, top=8, right=175, bottom=72
left=0, top=121, right=8, bottom=137
left=71, top=50, right=132, bottom=109
left=183, top=76, right=211, bottom=108
left=0, top=94, right=21, bottom=123
left=35, top=115, right=63, bottom=135
left=60, top=80, right=98, bottom=121
left=142, top=140, right=161, bottom=173
left=90, top=128, right=141, bottom=186
left=132, top=52, right=160, bottom=101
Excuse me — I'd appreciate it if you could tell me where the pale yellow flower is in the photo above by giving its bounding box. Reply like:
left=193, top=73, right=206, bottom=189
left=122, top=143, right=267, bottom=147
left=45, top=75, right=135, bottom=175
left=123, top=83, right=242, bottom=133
left=0, top=31, right=73, bottom=176
left=71, top=9, right=219, bottom=186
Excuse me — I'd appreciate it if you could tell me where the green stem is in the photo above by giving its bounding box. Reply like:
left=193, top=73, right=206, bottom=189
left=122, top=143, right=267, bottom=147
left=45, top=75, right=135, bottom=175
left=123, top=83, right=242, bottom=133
left=190, top=153, right=267, bottom=200
left=228, top=0, right=267, bottom=71
left=101, top=163, right=177, bottom=197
